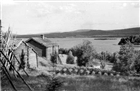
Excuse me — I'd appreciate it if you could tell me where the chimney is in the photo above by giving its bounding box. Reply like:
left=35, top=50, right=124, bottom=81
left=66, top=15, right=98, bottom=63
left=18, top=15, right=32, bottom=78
left=40, top=34, right=44, bottom=39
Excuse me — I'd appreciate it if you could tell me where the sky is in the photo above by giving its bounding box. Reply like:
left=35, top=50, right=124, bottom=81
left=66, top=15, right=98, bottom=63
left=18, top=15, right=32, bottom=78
left=12, top=0, right=140, bottom=1
left=0, top=3, right=1, bottom=20
left=1, top=0, right=140, bottom=34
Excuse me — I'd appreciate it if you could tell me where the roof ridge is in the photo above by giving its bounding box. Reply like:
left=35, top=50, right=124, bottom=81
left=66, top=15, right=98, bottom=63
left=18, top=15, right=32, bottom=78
left=26, top=37, right=58, bottom=47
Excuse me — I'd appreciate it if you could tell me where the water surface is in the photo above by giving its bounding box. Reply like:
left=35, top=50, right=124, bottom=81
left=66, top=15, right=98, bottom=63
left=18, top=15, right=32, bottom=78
left=49, top=38, right=121, bottom=53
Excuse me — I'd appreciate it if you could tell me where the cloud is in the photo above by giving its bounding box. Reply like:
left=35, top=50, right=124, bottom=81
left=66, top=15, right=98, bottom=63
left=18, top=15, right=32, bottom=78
left=30, top=3, right=83, bottom=17
left=1, top=0, right=17, bottom=5
left=114, top=2, right=140, bottom=9
left=60, top=4, right=76, bottom=13
left=122, top=3, right=128, bottom=7
left=120, top=2, right=140, bottom=9
left=131, top=2, right=140, bottom=8
left=24, top=3, right=58, bottom=17
left=118, top=3, right=128, bottom=9
left=59, top=4, right=83, bottom=14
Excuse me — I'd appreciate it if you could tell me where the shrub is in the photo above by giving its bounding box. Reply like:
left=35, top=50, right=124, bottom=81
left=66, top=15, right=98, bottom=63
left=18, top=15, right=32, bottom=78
left=59, top=48, right=68, bottom=54
left=70, top=40, right=97, bottom=67
left=46, top=77, right=64, bottom=91
left=94, top=51, right=118, bottom=64
left=66, top=51, right=75, bottom=64
left=113, top=43, right=140, bottom=74
left=50, top=52, right=58, bottom=64
left=47, top=51, right=65, bottom=91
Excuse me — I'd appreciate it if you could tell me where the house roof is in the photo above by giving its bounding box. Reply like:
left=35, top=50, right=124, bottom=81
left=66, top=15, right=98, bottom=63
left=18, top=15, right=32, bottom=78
left=26, top=37, right=58, bottom=47
left=8, top=39, right=23, bottom=49
left=8, top=38, right=38, bottom=54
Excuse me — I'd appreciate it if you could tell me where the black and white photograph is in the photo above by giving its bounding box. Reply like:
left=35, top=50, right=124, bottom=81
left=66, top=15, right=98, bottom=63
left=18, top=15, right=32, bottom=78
left=0, top=0, right=140, bottom=91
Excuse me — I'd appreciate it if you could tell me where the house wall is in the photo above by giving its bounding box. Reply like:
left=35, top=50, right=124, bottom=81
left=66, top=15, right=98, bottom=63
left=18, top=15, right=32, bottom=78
left=47, top=47, right=52, bottom=60
left=26, top=39, right=46, bottom=57
left=28, top=48, right=38, bottom=68
left=46, top=46, right=59, bottom=61
left=14, top=42, right=28, bottom=67
left=54, top=46, right=59, bottom=54
left=14, top=42, right=37, bottom=68
left=51, top=46, right=59, bottom=54
left=26, top=38, right=59, bottom=62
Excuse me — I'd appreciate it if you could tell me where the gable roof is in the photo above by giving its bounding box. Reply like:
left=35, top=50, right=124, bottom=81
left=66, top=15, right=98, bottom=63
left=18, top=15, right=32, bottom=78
left=8, top=38, right=23, bottom=49
left=8, top=38, right=38, bottom=54
left=26, top=37, right=58, bottom=47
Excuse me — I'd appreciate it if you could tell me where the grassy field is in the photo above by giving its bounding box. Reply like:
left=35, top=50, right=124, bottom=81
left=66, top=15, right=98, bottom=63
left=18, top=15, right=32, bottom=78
left=58, top=75, right=140, bottom=91
left=1, top=72, right=140, bottom=91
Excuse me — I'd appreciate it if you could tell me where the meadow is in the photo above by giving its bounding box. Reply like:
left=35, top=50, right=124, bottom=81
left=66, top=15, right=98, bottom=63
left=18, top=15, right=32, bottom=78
left=58, top=75, right=140, bottom=91
left=2, top=73, right=140, bottom=91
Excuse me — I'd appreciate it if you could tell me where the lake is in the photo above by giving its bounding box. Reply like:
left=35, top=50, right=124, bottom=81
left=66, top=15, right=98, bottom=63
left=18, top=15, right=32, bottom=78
left=49, top=38, right=140, bottom=53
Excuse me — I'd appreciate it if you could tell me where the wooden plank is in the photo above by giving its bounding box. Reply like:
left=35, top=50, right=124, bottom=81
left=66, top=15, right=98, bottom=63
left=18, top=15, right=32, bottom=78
left=9, top=48, right=29, bottom=77
left=13, top=54, right=29, bottom=77
left=0, top=51, right=33, bottom=91
left=0, top=59, right=18, bottom=91
left=36, top=54, right=39, bottom=67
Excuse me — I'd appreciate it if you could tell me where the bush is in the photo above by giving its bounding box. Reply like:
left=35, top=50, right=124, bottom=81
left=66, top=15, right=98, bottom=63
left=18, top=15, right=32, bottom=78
left=98, top=52, right=118, bottom=63
left=46, top=77, right=64, bottom=91
left=66, top=51, right=75, bottom=64
left=59, top=48, right=68, bottom=54
left=70, top=40, right=97, bottom=67
left=50, top=52, right=58, bottom=64
left=113, top=43, right=140, bottom=74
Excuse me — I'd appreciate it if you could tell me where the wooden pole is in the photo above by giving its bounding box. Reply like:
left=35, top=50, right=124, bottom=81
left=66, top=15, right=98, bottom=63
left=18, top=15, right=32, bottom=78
left=13, top=54, right=29, bottom=77
left=0, top=20, right=2, bottom=61
left=9, top=48, right=29, bottom=77
left=0, top=20, right=2, bottom=51
left=1, top=67, right=18, bottom=91
left=0, top=51, right=33, bottom=91
left=0, top=58, right=18, bottom=91
left=27, top=47, right=30, bottom=68
left=36, top=54, right=38, bottom=67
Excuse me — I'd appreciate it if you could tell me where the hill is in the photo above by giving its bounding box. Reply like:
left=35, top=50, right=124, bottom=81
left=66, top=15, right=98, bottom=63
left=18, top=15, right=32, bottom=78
left=17, top=27, right=140, bottom=38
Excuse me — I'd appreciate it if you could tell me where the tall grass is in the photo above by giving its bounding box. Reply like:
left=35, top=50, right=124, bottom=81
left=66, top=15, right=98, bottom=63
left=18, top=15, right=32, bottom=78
left=58, top=75, right=140, bottom=91
left=2, top=73, right=140, bottom=91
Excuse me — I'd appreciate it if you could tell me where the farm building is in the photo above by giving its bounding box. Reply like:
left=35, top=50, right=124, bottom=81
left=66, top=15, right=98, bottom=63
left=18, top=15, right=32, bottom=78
left=26, top=35, right=59, bottom=61
left=8, top=38, right=38, bottom=69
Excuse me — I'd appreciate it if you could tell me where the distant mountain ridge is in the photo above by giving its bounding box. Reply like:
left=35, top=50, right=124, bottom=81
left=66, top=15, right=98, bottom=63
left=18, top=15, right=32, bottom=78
left=17, top=27, right=140, bottom=38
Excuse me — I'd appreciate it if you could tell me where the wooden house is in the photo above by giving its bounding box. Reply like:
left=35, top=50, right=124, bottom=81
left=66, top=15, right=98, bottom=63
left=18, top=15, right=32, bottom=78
left=8, top=39, right=38, bottom=69
left=26, top=35, right=59, bottom=61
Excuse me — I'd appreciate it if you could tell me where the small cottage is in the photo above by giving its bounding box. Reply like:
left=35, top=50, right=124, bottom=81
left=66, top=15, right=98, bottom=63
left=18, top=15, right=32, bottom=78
left=8, top=39, right=38, bottom=69
left=26, top=35, right=59, bottom=61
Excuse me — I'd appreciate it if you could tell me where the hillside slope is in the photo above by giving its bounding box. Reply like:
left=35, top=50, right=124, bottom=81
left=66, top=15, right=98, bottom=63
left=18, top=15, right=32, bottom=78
left=17, top=27, right=140, bottom=38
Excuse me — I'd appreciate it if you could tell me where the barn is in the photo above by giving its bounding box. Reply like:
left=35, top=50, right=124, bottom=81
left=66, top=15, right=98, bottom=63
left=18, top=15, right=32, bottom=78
left=26, top=35, right=59, bottom=61
left=8, top=39, right=38, bottom=69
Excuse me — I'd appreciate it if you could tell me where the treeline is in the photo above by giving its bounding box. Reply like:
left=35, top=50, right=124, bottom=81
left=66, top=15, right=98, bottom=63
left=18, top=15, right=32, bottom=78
left=118, top=35, right=140, bottom=45
left=59, top=40, right=140, bottom=75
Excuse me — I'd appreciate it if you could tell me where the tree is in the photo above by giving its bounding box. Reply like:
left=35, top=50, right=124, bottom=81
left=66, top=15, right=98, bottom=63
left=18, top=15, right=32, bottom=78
left=113, top=43, right=140, bottom=74
left=118, top=35, right=140, bottom=45
left=70, top=40, right=97, bottom=67
left=134, top=51, right=140, bottom=73
left=18, top=49, right=26, bottom=70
